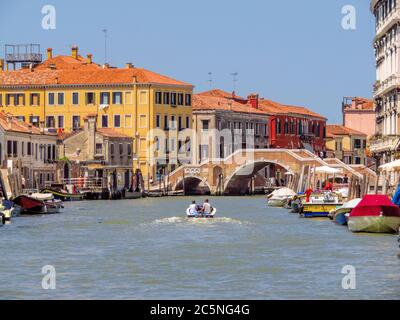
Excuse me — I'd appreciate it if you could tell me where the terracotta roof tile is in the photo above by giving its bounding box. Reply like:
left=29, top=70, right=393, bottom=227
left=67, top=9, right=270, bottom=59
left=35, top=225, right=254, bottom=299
left=326, top=124, right=367, bottom=137
left=0, top=54, right=192, bottom=87
left=97, top=128, right=131, bottom=138
left=0, top=112, right=43, bottom=134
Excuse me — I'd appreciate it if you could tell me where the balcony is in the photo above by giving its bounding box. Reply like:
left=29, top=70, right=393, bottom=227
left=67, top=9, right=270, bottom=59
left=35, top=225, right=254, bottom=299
left=373, top=74, right=400, bottom=97
left=374, top=8, right=400, bottom=40
left=369, top=135, right=400, bottom=153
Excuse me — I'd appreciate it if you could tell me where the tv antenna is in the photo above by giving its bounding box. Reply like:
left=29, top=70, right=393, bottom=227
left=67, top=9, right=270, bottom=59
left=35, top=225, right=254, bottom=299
left=102, top=29, right=108, bottom=64
left=231, top=72, right=239, bottom=92
left=208, top=72, right=213, bottom=89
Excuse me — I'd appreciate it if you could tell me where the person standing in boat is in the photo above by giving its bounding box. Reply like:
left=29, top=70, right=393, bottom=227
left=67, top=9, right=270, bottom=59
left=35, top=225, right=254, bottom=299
left=305, top=185, right=314, bottom=203
left=202, top=199, right=212, bottom=215
left=324, top=180, right=333, bottom=192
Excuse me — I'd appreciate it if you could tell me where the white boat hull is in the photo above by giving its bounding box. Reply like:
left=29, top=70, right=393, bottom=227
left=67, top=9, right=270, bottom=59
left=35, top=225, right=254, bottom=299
left=267, top=198, right=287, bottom=207
left=348, top=216, right=400, bottom=234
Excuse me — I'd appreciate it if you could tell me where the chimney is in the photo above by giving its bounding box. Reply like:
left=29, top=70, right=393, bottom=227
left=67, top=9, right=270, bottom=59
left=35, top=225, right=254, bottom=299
left=87, top=54, right=93, bottom=64
left=247, top=93, right=259, bottom=109
left=6, top=114, right=13, bottom=130
left=39, top=120, right=45, bottom=133
left=86, top=114, right=97, bottom=160
left=0, top=59, right=4, bottom=71
left=47, top=48, right=53, bottom=60
left=71, top=45, right=78, bottom=59
left=102, top=63, right=110, bottom=69
left=125, top=62, right=134, bottom=69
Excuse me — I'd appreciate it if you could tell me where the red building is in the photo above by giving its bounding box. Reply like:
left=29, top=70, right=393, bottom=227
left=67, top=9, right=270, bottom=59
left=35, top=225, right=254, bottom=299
left=247, top=94, right=327, bottom=154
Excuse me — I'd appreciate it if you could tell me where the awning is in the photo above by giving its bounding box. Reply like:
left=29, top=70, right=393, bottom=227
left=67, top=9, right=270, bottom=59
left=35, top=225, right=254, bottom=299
left=313, top=166, right=342, bottom=174
left=379, top=159, right=400, bottom=172
left=302, top=143, right=314, bottom=153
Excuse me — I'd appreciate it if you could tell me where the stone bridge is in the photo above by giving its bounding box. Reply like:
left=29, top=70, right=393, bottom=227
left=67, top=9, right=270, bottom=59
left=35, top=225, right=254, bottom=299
left=166, top=149, right=377, bottom=196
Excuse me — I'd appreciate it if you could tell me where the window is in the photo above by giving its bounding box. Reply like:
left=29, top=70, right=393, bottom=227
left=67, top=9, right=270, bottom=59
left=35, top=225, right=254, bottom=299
left=354, top=139, right=362, bottom=149
left=0, top=94, right=2, bottom=106
left=202, top=120, right=209, bottom=131
left=30, top=93, right=40, bottom=106
left=72, top=92, right=79, bottom=105
left=171, top=115, right=176, bottom=129
left=16, top=116, right=25, bottom=122
left=46, top=116, right=55, bottom=128
left=100, top=92, right=110, bottom=105
left=86, top=92, right=95, bottom=105
left=163, top=92, right=170, bottom=105
left=57, top=93, right=64, bottom=105
left=185, top=94, right=192, bottom=106
left=155, top=92, right=162, bottom=104
left=15, top=94, right=25, bottom=106
left=114, top=115, right=121, bottom=128
left=72, top=116, right=80, bottom=130
left=110, top=144, right=115, bottom=155
left=101, top=115, right=108, bottom=128
left=139, top=91, right=147, bottom=104
left=95, top=143, right=103, bottom=155
left=284, top=119, right=289, bottom=134
left=13, top=141, right=17, bottom=157
left=58, top=115, right=64, bottom=129
left=30, top=116, right=39, bottom=127
left=178, top=116, right=182, bottom=131
left=7, top=141, right=12, bottom=157
left=125, top=115, right=132, bottom=128
left=177, top=93, right=184, bottom=105
left=156, top=115, right=161, bottom=128
left=27, top=142, right=32, bottom=156
left=276, top=119, right=281, bottom=134
left=112, top=92, right=122, bottom=104
left=125, top=91, right=132, bottom=104
left=186, top=116, right=190, bottom=129
left=171, top=93, right=177, bottom=105
left=48, top=93, right=55, bottom=105
left=164, top=115, right=169, bottom=130
left=127, top=144, right=132, bottom=156
left=139, top=115, right=147, bottom=128
left=119, top=143, right=123, bottom=155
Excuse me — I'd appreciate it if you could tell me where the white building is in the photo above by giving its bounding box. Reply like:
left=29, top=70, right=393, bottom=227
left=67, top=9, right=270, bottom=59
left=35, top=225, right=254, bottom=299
left=370, top=0, right=400, bottom=165
left=0, top=112, right=58, bottom=188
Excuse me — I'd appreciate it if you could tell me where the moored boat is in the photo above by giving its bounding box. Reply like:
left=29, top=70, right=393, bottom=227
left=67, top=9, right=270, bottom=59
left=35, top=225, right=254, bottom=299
left=41, top=187, right=84, bottom=201
left=331, top=198, right=362, bottom=226
left=348, top=195, right=400, bottom=234
left=13, top=193, right=63, bottom=215
left=267, top=188, right=296, bottom=208
left=300, top=192, right=343, bottom=218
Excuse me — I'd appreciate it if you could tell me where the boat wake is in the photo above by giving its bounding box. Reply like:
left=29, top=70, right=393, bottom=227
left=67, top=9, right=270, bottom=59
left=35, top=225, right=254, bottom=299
left=149, top=216, right=246, bottom=225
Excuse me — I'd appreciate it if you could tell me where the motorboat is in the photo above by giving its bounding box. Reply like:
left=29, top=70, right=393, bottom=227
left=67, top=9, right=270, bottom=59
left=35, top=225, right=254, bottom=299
left=348, top=195, right=400, bottom=234
left=329, top=198, right=362, bottom=226
left=13, top=193, right=63, bottom=215
left=267, top=188, right=297, bottom=207
left=300, top=192, right=343, bottom=218
left=186, top=207, right=217, bottom=219
left=41, top=186, right=84, bottom=201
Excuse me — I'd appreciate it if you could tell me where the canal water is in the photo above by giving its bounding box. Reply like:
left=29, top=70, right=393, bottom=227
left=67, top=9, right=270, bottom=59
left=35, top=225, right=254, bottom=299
left=0, top=196, right=399, bottom=300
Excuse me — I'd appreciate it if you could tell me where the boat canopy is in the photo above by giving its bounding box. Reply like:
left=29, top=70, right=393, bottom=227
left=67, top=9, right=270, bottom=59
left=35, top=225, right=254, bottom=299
left=313, top=166, right=342, bottom=174
left=30, top=193, right=54, bottom=201
left=271, top=187, right=296, bottom=197
left=350, top=195, right=400, bottom=217
left=379, top=159, right=400, bottom=172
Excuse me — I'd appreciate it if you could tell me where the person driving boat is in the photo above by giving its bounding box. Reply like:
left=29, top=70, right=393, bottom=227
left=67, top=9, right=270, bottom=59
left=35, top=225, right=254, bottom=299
left=189, top=201, right=198, bottom=216
left=202, top=199, right=211, bottom=215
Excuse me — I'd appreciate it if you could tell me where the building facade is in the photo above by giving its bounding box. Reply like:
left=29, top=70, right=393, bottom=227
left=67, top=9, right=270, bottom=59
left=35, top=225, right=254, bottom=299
left=0, top=46, right=193, bottom=181
left=192, top=90, right=269, bottom=163
left=342, top=97, right=375, bottom=137
left=370, top=0, right=400, bottom=165
left=58, top=114, right=133, bottom=190
left=326, top=125, right=368, bottom=165
left=0, top=112, right=58, bottom=188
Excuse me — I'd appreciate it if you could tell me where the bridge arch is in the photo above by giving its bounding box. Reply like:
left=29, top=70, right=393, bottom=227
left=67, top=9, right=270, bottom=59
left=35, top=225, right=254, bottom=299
left=174, top=175, right=212, bottom=195
left=223, top=160, right=293, bottom=195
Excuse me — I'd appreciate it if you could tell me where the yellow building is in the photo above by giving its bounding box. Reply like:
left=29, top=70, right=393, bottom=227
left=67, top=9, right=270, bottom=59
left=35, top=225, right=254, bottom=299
left=0, top=46, right=194, bottom=181
left=325, top=125, right=367, bottom=165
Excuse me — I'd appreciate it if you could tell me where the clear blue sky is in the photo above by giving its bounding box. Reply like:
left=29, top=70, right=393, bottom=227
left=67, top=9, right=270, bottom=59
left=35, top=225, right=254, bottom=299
left=0, top=0, right=375, bottom=123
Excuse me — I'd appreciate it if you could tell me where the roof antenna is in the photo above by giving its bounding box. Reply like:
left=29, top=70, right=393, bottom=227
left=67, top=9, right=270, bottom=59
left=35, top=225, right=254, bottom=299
left=208, top=72, right=213, bottom=90
left=102, top=29, right=108, bottom=64
left=230, top=72, right=239, bottom=92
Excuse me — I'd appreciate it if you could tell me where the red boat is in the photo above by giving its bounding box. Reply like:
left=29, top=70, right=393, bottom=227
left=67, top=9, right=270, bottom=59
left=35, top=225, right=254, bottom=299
left=348, top=195, right=400, bottom=233
left=13, top=195, right=47, bottom=214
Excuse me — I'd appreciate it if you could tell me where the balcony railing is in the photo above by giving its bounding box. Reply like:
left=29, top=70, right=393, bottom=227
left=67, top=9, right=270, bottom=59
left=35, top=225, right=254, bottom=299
left=375, top=8, right=400, bottom=39
left=369, top=135, right=400, bottom=153
left=373, top=74, right=400, bottom=96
